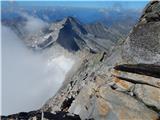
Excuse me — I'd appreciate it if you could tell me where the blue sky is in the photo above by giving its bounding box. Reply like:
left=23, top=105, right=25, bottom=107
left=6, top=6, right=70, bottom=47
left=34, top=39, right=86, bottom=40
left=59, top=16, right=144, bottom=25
left=2, top=1, right=149, bottom=10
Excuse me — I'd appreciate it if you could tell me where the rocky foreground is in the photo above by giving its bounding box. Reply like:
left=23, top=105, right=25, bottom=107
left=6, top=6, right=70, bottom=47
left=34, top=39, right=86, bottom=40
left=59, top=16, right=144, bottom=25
left=1, top=1, right=160, bottom=120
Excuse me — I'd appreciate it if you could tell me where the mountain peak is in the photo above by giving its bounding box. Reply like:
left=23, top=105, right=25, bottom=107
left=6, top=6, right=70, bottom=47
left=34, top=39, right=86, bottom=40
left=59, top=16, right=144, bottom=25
left=63, top=16, right=80, bottom=26
left=55, top=16, right=87, bottom=51
left=63, top=16, right=87, bottom=35
left=65, top=16, right=77, bottom=22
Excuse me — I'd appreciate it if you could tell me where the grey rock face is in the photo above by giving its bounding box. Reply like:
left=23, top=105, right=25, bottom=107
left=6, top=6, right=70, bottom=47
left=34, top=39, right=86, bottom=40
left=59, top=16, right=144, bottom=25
left=134, top=84, right=160, bottom=111
left=123, top=1, right=160, bottom=64
left=140, top=1, right=160, bottom=24
left=68, top=82, right=158, bottom=120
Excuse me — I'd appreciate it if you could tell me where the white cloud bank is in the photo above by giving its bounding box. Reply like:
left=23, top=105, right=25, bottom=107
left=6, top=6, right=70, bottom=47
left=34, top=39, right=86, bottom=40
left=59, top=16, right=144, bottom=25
left=1, top=25, right=74, bottom=115
left=22, top=13, right=48, bottom=35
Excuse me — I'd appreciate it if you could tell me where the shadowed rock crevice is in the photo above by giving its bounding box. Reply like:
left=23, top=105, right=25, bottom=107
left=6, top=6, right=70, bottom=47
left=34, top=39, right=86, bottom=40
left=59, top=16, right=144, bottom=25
left=114, top=64, right=160, bottom=78
left=61, top=96, right=75, bottom=111
left=112, top=74, right=160, bottom=88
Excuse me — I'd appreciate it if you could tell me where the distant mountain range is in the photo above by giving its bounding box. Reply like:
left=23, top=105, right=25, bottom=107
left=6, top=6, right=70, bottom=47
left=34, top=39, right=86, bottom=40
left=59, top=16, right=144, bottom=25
left=1, top=2, right=143, bottom=54
left=1, top=3, right=141, bottom=41
left=2, top=15, right=123, bottom=53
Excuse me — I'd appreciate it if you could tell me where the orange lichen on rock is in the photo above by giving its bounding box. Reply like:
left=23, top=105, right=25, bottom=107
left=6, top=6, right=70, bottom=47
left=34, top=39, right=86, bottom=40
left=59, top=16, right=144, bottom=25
left=97, top=98, right=110, bottom=116
left=113, top=77, right=130, bottom=89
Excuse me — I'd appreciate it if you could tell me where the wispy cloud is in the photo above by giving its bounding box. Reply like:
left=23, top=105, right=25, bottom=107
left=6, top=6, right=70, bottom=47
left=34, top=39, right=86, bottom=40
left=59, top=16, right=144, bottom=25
left=21, top=13, right=48, bottom=35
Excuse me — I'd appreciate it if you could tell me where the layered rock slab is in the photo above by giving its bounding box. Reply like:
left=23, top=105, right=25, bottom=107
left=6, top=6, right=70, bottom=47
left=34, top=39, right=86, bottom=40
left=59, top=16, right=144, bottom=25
left=68, top=82, right=159, bottom=120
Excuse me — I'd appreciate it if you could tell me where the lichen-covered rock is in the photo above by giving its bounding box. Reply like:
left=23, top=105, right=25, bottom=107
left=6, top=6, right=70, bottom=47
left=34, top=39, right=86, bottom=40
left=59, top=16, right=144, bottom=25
left=122, top=1, right=160, bottom=64
left=111, top=69, right=160, bottom=88
left=68, top=82, right=159, bottom=120
left=123, top=21, right=160, bottom=63
left=98, top=86, right=159, bottom=120
left=134, top=84, right=160, bottom=111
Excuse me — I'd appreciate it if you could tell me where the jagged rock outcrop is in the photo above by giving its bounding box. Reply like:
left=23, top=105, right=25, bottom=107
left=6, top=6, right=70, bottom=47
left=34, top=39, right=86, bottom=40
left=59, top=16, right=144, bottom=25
left=122, top=1, right=160, bottom=64
left=1, top=111, right=81, bottom=120
left=42, top=1, right=160, bottom=120
left=140, top=1, right=160, bottom=24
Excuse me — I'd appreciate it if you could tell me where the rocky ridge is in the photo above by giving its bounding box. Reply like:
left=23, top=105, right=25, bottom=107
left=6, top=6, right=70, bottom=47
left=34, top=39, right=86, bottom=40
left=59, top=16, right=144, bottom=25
left=42, top=1, right=160, bottom=120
